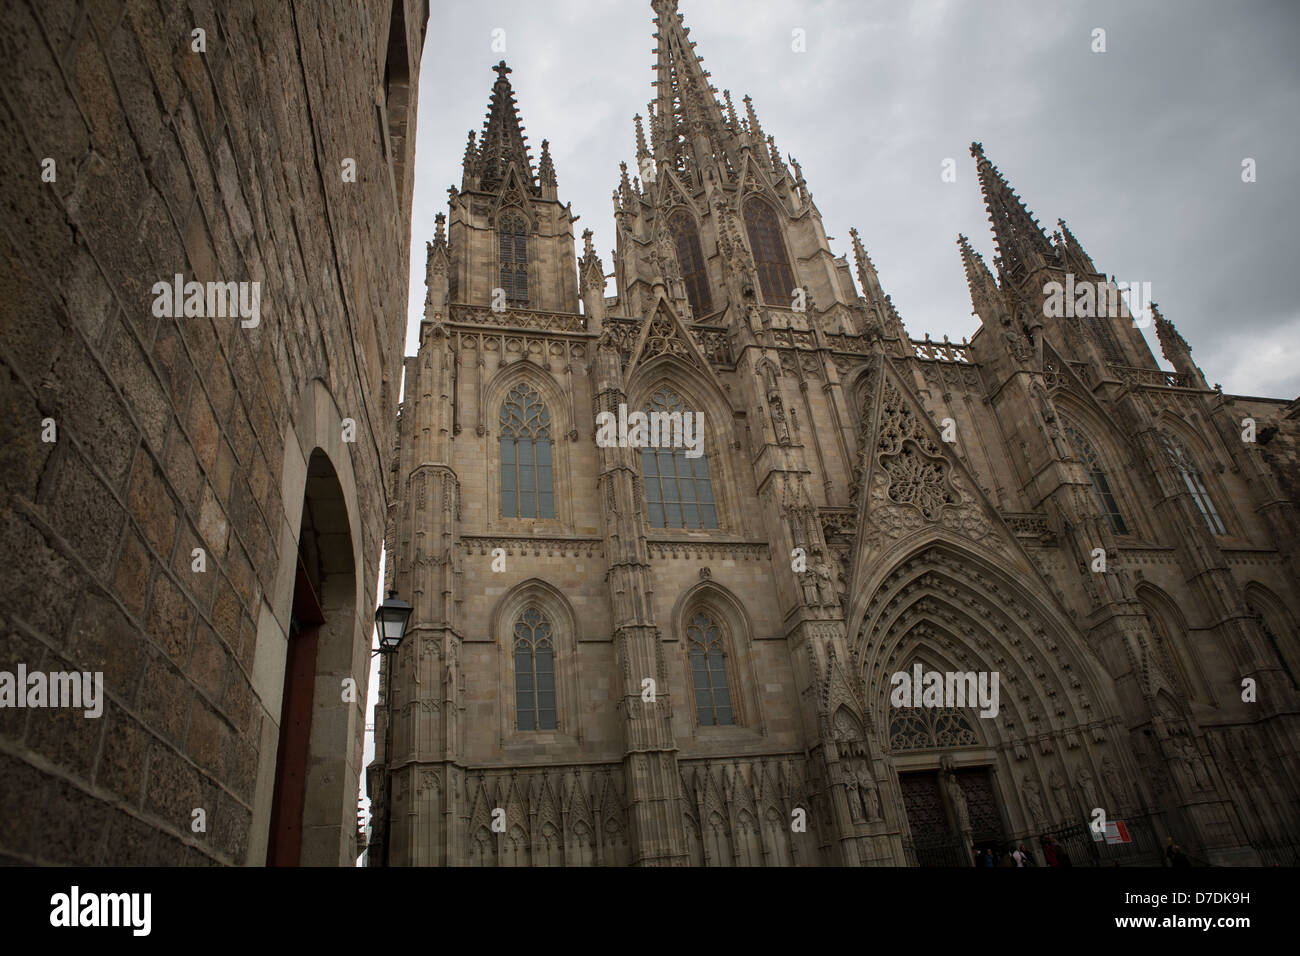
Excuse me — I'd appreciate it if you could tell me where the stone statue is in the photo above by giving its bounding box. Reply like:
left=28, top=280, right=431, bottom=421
left=1179, top=739, right=1211, bottom=791
left=940, top=756, right=971, bottom=833
left=1001, top=315, right=1034, bottom=365
left=841, top=762, right=863, bottom=822
left=655, top=228, right=680, bottom=282
left=1100, top=755, right=1125, bottom=807
left=1022, top=774, right=1048, bottom=828
left=1035, top=387, right=1072, bottom=459
left=1049, top=768, right=1070, bottom=820
left=769, top=395, right=791, bottom=445
left=812, top=550, right=837, bottom=605
left=1076, top=766, right=1100, bottom=817
left=855, top=760, right=882, bottom=822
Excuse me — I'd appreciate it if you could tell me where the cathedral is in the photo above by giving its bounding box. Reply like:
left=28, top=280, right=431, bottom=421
left=368, top=0, right=1300, bottom=866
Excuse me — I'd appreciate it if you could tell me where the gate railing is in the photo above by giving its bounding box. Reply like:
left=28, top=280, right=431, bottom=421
left=1040, top=813, right=1165, bottom=867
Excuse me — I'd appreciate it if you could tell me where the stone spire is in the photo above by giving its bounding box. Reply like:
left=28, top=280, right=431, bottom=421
left=460, top=130, right=477, bottom=190
left=650, top=0, right=739, bottom=186
left=471, top=60, right=536, bottom=193
left=743, top=94, right=765, bottom=153
left=850, top=227, right=886, bottom=304
left=579, top=228, right=607, bottom=333
left=424, top=213, right=450, bottom=321
left=957, top=233, right=1000, bottom=318
left=850, top=227, right=907, bottom=341
left=538, top=138, right=557, bottom=198
left=1054, top=218, right=1096, bottom=273
left=722, top=89, right=739, bottom=130
left=971, top=141, right=1057, bottom=283
left=633, top=113, right=649, bottom=162
left=1152, top=303, right=1205, bottom=386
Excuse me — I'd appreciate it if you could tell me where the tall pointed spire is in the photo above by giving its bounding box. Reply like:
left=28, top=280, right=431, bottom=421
left=1054, top=218, right=1097, bottom=273
left=957, top=233, right=1000, bottom=317
left=650, top=0, right=737, bottom=186
left=970, top=142, right=1056, bottom=283
left=538, top=139, right=556, bottom=186
left=474, top=60, right=536, bottom=193
left=1152, top=303, right=1189, bottom=361
left=850, top=228, right=885, bottom=303
left=1152, top=303, right=1206, bottom=387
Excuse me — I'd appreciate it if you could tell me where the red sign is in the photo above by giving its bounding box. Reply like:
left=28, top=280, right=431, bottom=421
left=1104, top=820, right=1132, bottom=845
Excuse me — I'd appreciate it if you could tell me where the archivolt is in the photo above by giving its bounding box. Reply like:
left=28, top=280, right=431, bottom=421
left=852, top=539, right=1125, bottom=756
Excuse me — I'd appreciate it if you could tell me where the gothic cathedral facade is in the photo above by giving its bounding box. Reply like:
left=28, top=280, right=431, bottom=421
left=369, top=0, right=1300, bottom=866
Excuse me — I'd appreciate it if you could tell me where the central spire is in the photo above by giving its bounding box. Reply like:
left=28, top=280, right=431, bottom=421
left=649, top=0, right=740, bottom=187
left=469, top=60, right=536, bottom=194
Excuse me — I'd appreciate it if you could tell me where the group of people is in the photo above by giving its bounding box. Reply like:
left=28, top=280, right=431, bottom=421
left=972, top=835, right=1073, bottom=867
left=972, top=834, right=1195, bottom=867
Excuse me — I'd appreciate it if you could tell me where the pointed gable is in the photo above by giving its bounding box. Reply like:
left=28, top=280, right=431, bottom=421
left=626, top=293, right=713, bottom=376
left=844, top=358, right=1036, bottom=599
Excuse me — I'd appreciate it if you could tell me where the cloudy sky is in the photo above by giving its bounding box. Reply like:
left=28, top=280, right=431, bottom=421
left=404, top=0, right=1300, bottom=398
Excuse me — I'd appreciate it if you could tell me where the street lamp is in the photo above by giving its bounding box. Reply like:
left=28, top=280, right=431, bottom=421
left=375, top=590, right=412, bottom=653
left=373, top=589, right=412, bottom=867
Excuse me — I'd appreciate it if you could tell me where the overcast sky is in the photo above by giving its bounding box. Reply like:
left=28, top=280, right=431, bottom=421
left=403, top=0, right=1300, bottom=392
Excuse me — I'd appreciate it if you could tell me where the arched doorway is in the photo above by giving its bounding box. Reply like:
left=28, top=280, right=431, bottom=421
left=266, top=449, right=357, bottom=864
left=852, top=541, right=1137, bottom=868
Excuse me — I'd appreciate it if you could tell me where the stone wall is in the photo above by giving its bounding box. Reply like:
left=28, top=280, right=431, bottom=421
left=0, top=0, right=426, bottom=865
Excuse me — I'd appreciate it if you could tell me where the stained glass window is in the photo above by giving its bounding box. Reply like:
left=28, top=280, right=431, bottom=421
left=513, top=607, right=556, bottom=731
left=641, top=387, right=717, bottom=529
left=669, top=209, right=713, bottom=319
left=1160, top=430, right=1225, bottom=535
left=686, top=612, right=733, bottom=726
left=498, top=213, right=528, bottom=305
left=500, top=383, right=554, bottom=519
left=1062, top=420, right=1128, bottom=534
left=743, top=197, right=795, bottom=307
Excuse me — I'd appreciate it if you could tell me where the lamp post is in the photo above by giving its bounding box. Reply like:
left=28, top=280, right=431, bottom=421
left=373, top=590, right=411, bottom=867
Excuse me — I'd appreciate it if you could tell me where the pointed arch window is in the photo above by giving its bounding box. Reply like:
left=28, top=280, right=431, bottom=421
left=641, top=387, right=717, bottom=529
left=513, top=607, right=556, bottom=731
left=686, top=612, right=733, bottom=726
left=668, top=209, right=712, bottom=319
left=743, top=197, right=795, bottom=307
left=499, top=383, right=554, bottom=519
left=1160, top=430, right=1225, bottom=535
left=1146, top=603, right=1195, bottom=699
left=1247, top=598, right=1298, bottom=690
left=1062, top=420, right=1128, bottom=534
left=498, top=212, right=528, bottom=305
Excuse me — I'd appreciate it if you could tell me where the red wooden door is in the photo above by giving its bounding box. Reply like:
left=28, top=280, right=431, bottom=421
left=267, top=561, right=326, bottom=866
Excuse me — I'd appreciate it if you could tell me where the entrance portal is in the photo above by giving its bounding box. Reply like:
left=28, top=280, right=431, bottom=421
left=900, top=766, right=1006, bottom=867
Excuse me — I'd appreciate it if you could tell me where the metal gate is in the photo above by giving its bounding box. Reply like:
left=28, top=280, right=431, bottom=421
left=1041, top=813, right=1165, bottom=867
